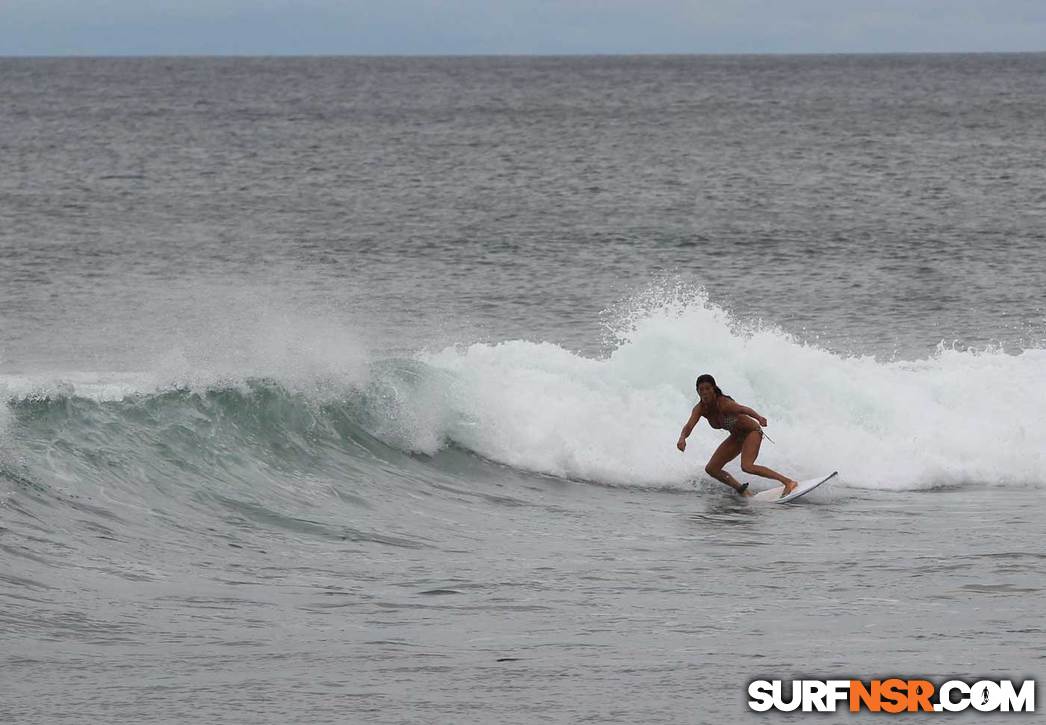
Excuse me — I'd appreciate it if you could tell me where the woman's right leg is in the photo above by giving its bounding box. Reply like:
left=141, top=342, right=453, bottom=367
left=739, top=430, right=798, bottom=495
left=705, top=436, right=750, bottom=495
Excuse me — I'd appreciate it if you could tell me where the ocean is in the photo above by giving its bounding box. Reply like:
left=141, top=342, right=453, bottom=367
left=2, top=54, right=1045, bottom=723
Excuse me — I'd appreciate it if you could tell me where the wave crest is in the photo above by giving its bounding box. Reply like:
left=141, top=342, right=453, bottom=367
left=4, top=290, right=1045, bottom=492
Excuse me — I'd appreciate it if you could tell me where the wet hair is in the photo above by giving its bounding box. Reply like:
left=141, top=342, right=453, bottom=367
left=695, top=373, right=725, bottom=397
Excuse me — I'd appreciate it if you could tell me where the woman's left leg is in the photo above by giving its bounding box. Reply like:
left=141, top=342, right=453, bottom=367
left=739, top=431, right=798, bottom=494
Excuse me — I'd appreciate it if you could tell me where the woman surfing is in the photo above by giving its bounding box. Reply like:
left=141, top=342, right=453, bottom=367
left=676, top=374, right=798, bottom=497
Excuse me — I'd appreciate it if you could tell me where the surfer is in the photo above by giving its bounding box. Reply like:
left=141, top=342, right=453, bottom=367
left=676, top=374, right=798, bottom=497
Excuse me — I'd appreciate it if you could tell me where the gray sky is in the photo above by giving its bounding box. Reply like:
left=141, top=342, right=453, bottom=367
left=2, top=0, right=1044, bottom=56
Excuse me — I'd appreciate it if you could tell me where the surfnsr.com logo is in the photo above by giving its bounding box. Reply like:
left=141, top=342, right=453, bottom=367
left=748, top=679, right=1035, bottom=713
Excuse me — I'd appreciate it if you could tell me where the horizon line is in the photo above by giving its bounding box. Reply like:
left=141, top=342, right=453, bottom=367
left=3, top=49, right=1044, bottom=60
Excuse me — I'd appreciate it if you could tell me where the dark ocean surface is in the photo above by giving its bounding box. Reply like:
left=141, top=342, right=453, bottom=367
left=2, top=55, right=1045, bottom=723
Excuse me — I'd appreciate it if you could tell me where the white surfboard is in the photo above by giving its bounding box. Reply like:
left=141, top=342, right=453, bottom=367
left=751, top=472, right=838, bottom=504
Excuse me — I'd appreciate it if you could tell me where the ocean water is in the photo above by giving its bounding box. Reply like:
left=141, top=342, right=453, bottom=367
left=2, top=54, right=1045, bottom=723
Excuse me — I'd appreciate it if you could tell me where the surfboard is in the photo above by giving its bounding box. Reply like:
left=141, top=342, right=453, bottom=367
left=751, top=472, right=838, bottom=504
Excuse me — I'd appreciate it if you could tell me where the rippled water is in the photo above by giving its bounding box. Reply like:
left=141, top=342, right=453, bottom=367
left=2, top=55, right=1045, bottom=723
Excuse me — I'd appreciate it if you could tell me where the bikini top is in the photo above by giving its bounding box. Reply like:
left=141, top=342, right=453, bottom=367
left=708, top=414, right=739, bottom=431
left=704, top=398, right=739, bottom=431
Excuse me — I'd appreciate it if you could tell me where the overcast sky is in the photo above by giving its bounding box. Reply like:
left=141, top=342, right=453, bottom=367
left=2, top=0, right=1044, bottom=56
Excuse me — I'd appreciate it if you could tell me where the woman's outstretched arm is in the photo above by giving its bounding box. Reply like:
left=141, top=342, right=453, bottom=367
left=677, top=404, right=702, bottom=451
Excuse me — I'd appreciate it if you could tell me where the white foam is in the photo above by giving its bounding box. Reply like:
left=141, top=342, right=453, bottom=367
left=0, top=371, right=158, bottom=402
left=407, top=292, right=1046, bottom=490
